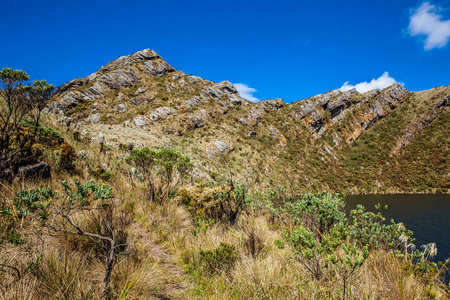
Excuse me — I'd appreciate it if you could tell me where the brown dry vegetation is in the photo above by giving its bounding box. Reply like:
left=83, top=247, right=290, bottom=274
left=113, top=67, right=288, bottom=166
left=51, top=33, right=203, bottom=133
left=0, top=117, right=448, bottom=300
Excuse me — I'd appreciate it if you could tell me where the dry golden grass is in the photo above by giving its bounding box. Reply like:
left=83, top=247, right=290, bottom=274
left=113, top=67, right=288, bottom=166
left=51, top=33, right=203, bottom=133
left=0, top=116, right=448, bottom=300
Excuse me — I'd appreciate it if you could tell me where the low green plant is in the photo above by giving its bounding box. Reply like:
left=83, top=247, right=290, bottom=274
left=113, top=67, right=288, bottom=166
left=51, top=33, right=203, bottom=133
left=192, top=218, right=215, bottom=236
left=199, top=242, right=237, bottom=274
left=349, top=203, right=413, bottom=251
left=0, top=185, right=55, bottom=221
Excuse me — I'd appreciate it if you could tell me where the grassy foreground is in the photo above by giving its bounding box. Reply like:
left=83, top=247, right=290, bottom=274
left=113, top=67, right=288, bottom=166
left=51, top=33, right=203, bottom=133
left=0, top=117, right=449, bottom=300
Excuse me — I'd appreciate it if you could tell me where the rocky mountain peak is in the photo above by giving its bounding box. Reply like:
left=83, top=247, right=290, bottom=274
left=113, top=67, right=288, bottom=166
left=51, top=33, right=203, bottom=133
left=47, top=49, right=449, bottom=194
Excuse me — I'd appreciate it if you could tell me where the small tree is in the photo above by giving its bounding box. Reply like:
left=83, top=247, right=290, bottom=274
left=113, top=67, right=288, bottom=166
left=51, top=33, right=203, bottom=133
left=2, top=180, right=131, bottom=300
left=126, top=147, right=158, bottom=201
left=0, top=68, right=54, bottom=179
left=126, top=147, right=193, bottom=202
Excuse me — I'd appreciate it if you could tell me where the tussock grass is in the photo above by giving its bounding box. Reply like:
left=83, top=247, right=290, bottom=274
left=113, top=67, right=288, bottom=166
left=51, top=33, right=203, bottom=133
left=0, top=115, right=448, bottom=300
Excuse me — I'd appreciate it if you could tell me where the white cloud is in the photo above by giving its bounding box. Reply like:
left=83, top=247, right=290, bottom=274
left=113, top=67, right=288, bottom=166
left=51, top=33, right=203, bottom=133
left=234, top=83, right=260, bottom=102
left=408, top=2, right=450, bottom=50
left=340, top=72, right=400, bottom=93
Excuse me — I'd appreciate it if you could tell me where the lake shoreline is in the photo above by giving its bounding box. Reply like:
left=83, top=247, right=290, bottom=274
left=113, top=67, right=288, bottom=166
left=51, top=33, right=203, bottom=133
left=343, top=189, right=449, bottom=196
left=344, top=194, right=450, bottom=265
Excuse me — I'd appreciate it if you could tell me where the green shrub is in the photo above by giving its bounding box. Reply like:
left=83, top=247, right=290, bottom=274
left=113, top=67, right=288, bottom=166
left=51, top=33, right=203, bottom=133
left=38, top=126, right=64, bottom=146
left=178, top=181, right=248, bottom=224
left=285, top=192, right=346, bottom=235
left=274, top=239, right=285, bottom=249
left=0, top=185, right=55, bottom=220
left=283, top=191, right=370, bottom=297
left=349, top=203, right=413, bottom=250
left=0, top=69, right=54, bottom=180
left=126, top=147, right=193, bottom=202
left=199, top=242, right=237, bottom=274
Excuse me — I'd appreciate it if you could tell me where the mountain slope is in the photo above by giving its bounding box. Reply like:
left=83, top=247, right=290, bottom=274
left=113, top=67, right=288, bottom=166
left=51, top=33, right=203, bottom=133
left=50, top=49, right=450, bottom=194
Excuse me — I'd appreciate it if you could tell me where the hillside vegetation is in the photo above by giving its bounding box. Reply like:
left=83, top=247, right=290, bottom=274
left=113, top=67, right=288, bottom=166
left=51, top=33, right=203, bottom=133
left=0, top=51, right=449, bottom=299
left=49, top=49, right=449, bottom=194
left=0, top=115, right=448, bottom=299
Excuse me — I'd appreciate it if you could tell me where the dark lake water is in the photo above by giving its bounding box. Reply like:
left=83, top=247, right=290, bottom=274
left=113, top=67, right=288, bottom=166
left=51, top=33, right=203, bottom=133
left=345, top=194, right=450, bottom=264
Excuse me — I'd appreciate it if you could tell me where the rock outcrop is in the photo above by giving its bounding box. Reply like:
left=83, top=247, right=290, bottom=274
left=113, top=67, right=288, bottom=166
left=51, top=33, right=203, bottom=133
left=240, top=99, right=284, bottom=127
left=289, top=84, right=411, bottom=141
left=16, top=162, right=51, bottom=181
left=50, top=49, right=175, bottom=115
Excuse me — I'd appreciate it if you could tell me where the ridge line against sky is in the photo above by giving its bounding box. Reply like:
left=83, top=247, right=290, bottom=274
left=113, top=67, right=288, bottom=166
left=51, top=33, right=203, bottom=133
left=0, top=0, right=449, bottom=103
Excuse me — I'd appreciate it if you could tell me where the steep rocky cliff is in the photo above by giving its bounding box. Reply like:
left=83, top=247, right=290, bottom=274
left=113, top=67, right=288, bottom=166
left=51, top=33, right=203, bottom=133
left=50, top=49, right=450, bottom=194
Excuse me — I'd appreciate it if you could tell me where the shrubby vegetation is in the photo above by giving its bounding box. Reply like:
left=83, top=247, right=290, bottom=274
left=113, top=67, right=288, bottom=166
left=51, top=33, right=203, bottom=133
left=0, top=68, right=55, bottom=181
left=0, top=69, right=448, bottom=299
left=126, top=147, right=193, bottom=202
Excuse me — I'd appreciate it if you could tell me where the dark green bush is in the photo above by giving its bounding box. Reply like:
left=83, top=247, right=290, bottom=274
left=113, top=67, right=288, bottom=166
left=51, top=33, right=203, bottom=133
left=199, top=242, right=237, bottom=274
left=285, top=192, right=346, bottom=236
left=349, top=204, right=413, bottom=250
left=38, top=126, right=64, bottom=146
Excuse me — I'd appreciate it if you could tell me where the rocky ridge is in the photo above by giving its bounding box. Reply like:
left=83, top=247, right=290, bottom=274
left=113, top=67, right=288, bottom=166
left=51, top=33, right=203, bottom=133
left=49, top=49, right=450, bottom=194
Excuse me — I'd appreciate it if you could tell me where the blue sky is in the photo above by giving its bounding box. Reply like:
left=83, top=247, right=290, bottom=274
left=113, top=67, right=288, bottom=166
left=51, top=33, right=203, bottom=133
left=1, top=0, right=449, bottom=103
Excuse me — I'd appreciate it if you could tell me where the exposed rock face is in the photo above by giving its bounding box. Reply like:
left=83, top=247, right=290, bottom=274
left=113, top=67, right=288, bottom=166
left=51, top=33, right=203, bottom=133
left=133, top=116, right=149, bottom=127
left=113, top=104, right=126, bottom=112
left=149, top=106, right=177, bottom=121
left=345, top=84, right=411, bottom=142
left=207, top=140, right=233, bottom=158
left=186, top=109, right=208, bottom=129
left=97, top=67, right=140, bottom=89
left=144, top=60, right=174, bottom=77
left=182, top=96, right=209, bottom=110
left=132, top=49, right=160, bottom=61
left=131, top=97, right=150, bottom=105
left=48, top=48, right=450, bottom=194
left=87, top=113, right=101, bottom=124
left=240, top=99, right=284, bottom=127
left=135, top=87, right=147, bottom=95
left=53, top=79, right=85, bottom=97
left=269, top=126, right=280, bottom=137
left=290, top=84, right=411, bottom=141
left=188, top=75, right=201, bottom=83
left=58, top=92, right=79, bottom=112
left=326, top=88, right=361, bottom=118
left=51, top=49, right=175, bottom=113
left=214, top=141, right=230, bottom=153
